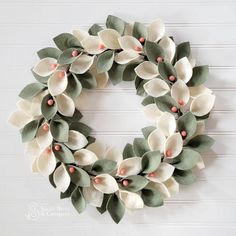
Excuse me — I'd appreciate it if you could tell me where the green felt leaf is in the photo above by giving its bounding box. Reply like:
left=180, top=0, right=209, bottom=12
left=123, top=143, right=135, bottom=159
left=173, top=169, right=197, bottom=185
left=195, top=112, right=210, bottom=121
left=107, top=194, right=125, bottom=224
left=19, top=83, right=45, bottom=100
left=50, top=118, right=69, bottom=142
left=177, top=112, right=197, bottom=139
left=75, top=72, right=97, bottom=89
left=132, top=22, right=148, bottom=40
left=67, top=166, right=90, bottom=187
left=92, top=159, right=117, bottom=174
left=97, top=194, right=111, bottom=214
left=186, top=135, right=215, bottom=152
left=142, top=96, right=155, bottom=106
left=122, top=62, right=139, bottom=81
left=85, top=136, right=96, bottom=147
left=121, top=175, right=148, bottom=192
left=108, top=62, right=125, bottom=85
left=66, top=73, right=82, bottom=98
left=141, top=188, right=163, bottom=207
left=71, top=187, right=86, bottom=213
left=41, top=94, right=57, bottom=120
left=69, top=122, right=92, bottom=137
left=37, top=47, right=61, bottom=59
left=97, top=50, right=114, bottom=73
left=133, top=138, right=150, bottom=157
left=142, top=126, right=156, bottom=139
left=175, top=42, right=191, bottom=61
left=141, top=151, right=161, bottom=174
left=53, top=143, right=74, bottom=163
left=144, top=40, right=165, bottom=64
left=155, top=95, right=179, bottom=112
left=49, top=173, right=56, bottom=188
left=60, top=182, right=77, bottom=199
left=59, top=109, right=82, bottom=125
left=187, top=65, right=209, bottom=87
left=57, top=48, right=80, bottom=65
left=88, top=23, right=103, bottom=36
left=135, top=76, right=143, bottom=89
left=31, top=69, right=49, bottom=84
left=136, top=80, right=148, bottom=97
left=21, top=119, right=40, bottom=143
left=53, top=33, right=81, bottom=51
left=158, top=61, right=177, bottom=81
left=106, top=15, right=126, bottom=35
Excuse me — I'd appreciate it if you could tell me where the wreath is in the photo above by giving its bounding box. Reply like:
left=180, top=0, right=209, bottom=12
left=9, top=15, right=215, bottom=223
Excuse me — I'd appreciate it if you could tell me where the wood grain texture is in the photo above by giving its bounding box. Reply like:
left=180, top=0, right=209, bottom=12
left=0, top=0, right=236, bottom=235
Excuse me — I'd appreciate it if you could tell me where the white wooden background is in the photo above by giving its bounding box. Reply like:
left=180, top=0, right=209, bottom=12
left=1, top=0, right=236, bottom=235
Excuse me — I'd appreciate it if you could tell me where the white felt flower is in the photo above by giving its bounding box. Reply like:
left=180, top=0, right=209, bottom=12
left=159, top=36, right=176, bottom=63
left=72, top=29, right=89, bottom=42
left=143, top=78, right=170, bottom=97
left=33, top=57, right=58, bottom=77
left=148, top=129, right=166, bottom=152
left=117, top=157, right=142, bottom=177
left=65, top=130, right=88, bottom=150
left=74, top=149, right=98, bottom=166
left=189, top=85, right=212, bottom=98
left=55, top=93, right=75, bottom=117
left=156, top=112, right=176, bottom=137
left=134, top=61, right=159, bottom=80
left=164, top=132, right=183, bottom=159
left=36, top=123, right=53, bottom=150
left=119, top=190, right=144, bottom=209
left=142, top=104, right=163, bottom=122
left=115, top=50, right=140, bottom=64
left=148, top=19, right=165, bottom=42
left=174, top=57, right=193, bottom=83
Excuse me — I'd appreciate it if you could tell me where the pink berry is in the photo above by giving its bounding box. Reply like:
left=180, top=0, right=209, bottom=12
left=94, top=177, right=102, bottom=184
left=69, top=167, right=75, bottom=174
left=134, top=45, right=142, bottom=51
left=47, top=99, right=54, bottom=106
left=166, top=150, right=172, bottom=158
left=50, top=64, right=57, bottom=69
left=171, top=106, right=178, bottom=113
left=139, top=37, right=145, bottom=43
left=45, top=147, right=51, bottom=155
left=42, top=123, right=49, bottom=131
left=119, top=168, right=126, bottom=176
left=58, top=71, right=65, bottom=79
left=148, top=172, right=156, bottom=177
left=168, top=75, right=176, bottom=82
left=122, top=179, right=129, bottom=187
left=54, top=144, right=61, bottom=151
left=156, top=56, right=163, bottom=63
left=178, top=99, right=185, bottom=106
left=71, top=50, right=79, bottom=57
left=181, top=130, right=187, bottom=137
left=98, top=43, right=105, bottom=50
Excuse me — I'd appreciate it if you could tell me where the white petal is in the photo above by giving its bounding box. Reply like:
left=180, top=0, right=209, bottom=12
left=53, top=163, right=71, bottom=193
left=81, top=36, right=107, bottom=54
left=115, top=50, right=140, bottom=64
left=142, top=104, right=163, bottom=122
left=74, top=149, right=98, bottom=166
left=16, top=99, right=32, bottom=116
left=98, top=29, right=120, bottom=49
left=48, top=70, right=68, bottom=96
left=157, top=112, right=176, bottom=137
left=93, top=174, right=119, bottom=194
left=190, top=94, right=215, bottom=116
left=8, top=110, right=32, bottom=128
left=117, top=157, right=142, bottom=177
left=164, top=133, right=183, bottom=159
left=119, top=190, right=144, bottom=209
left=171, top=79, right=190, bottom=106
left=70, top=54, right=94, bottom=74
left=195, top=156, right=205, bottom=170
left=25, top=139, right=41, bottom=157
left=159, top=36, right=176, bottom=63
left=31, top=156, right=39, bottom=173
left=118, top=35, right=143, bottom=52
left=134, top=61, right=159, bottom=80
left=55, top=93, right=75, bottom=117
left=174, top=57, right=193, bottom=83
left=148, top=19, right=165, bottom=42
left=189, top=85, right=212, bottom=98
left=37, top=149, right=56, bottom=176
left=146, top=162, right=175, bottom=183
left=36, top=124, right=53, bottom=150
left=148, top=129, right=166, bottom=152
left=144, top=78, right=170, bottom=97
left=33, top=58, right=57, bottom=77
left=105, top=147, right=123, bottom=163
left=65, top=130, right=88, bottom=150
left=163, top=177, right=179, bottom=196
left=86, top=142, right=106, bottom=158
left=147, top=182, right=170, bottom=198
left=30, top=90, right=48, bottom=117
left=195, top=121, right=205, bottom=136
left=72, top=29, right=89, bottom=42
left=83, top=182, right=104, bottom=207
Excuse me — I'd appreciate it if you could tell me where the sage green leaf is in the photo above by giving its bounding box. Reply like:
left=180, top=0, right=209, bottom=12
left=158, top=61, right=177, bottom=81
left=21, top=119, right=40, bottom=143
left=88, top=23, right=103, bottom=36
left=141, top=151, right=161, bottom=174
left=92, top=160, right=117, bottom=174
left=49, top=173, right=56, bottom=188
left=60, top=109, right=82, bottom=125
left=173, top=169, right=197, bottom=185
left=19, top=83, right=45, bottom=100
left=135, top=76, right=143, bottom=89
left=195, top=112, right=210, bottom=121
left=121, top=175, right=149, bottom=192
left=41, top=94, right=57, bottom=120
left=141, top=188, right=163, bottom=207
left=66, top=73, right=82, bottom=98
left=69, top=122, right=92, bottom=137
left=187, top=65, right=209, bottom=87
left=133, top=138, right=150, bottom=157
left=155, top=95, right=179, bottom=112
left=97, top=194, right=111, bottom=214
left=144, top=40, right=165, bottom=63
left=107, top=194, right=125, bottom=224
left=97, top=50, right=114, bottom=73
left=57, top=48, right=80, bottom=65
left=53, top=33, right=81, bottom=51
left=53, top=143, right=74, bottom=163
left=75, top=72, right=97, bottom=89
left=50, top=118, right=69, bottom=142
left=106, top=15, right=125, bottom=35
left=142, top=126, right=156, bottom=139
left=31, top=69, right=49, bottom=84
left=175, top=42, right=190, bottom=61
left=71, top=187, right=86, bottom=213
left=108, top=62, right=125, bottom=85
left=132, top=22, right=148, bottom=40
left=142, top=96, right=155, bottom=106
left=123, top=143, right=135, bottom=159
left=186, top=135, right=215, bottom=152
left=177, top=112, right=197, bottom=139
left=37, top=47, right=61, bottom=59
left=86, top=136, right=96, bottom=147
left=136, top=80, right=148, bottom=97
left=67, top=166, right=90, bottom=187
left=60, top=182, right=77, bottom=199
left=123, top=62, right=139, bottom=81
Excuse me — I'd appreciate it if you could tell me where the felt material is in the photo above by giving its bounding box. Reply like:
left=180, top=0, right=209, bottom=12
left=159, top=36, right=176, bottom=63
left=148, top=19, right=165, bottom=42
left=74, top=149, right=98, bottom=166
left=98, top=29, right=120, bottom=50
left=119, top=190, right=144, bottom=209
left=134, top=61, right=159, bottom=80
left=164, top=133, right=183, bottom=159
left=70, top=54, right=94, bottom=74
left=174, top=57, right=193, bottom=83
left=117, top=157, right=142, bottom=177
left=33, top=57, right=57, bottom=77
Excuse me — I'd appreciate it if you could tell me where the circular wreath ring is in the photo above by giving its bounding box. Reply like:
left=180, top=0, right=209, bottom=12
left=9, top=15, right=215, bottom=223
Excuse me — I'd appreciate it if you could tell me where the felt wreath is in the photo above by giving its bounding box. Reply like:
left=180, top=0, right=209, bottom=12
left=9, top=15, right=216, bottom=223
